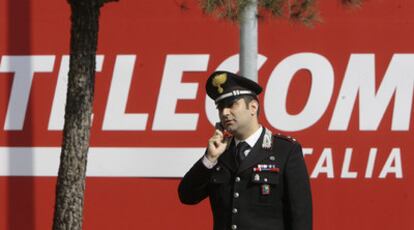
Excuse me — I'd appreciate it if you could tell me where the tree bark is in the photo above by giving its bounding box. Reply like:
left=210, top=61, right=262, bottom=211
left=52, top=1, right=107, bottom=229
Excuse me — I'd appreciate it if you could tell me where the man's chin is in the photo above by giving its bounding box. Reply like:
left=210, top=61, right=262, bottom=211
left=224, top=125, right=237, bottom=133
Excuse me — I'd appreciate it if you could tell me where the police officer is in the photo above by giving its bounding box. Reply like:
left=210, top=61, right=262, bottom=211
left=178, top=71, right=312, bottom=230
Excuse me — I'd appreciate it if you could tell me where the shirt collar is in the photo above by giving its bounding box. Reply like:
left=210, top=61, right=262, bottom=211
left=235, top=126, right=263, bottom=148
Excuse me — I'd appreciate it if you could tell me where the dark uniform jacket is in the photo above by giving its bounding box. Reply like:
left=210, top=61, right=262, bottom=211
left=178, top=128, right=312, bottom=230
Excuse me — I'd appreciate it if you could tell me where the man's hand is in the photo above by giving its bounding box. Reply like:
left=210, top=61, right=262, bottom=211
left=206, top=129, right=229, bottom=162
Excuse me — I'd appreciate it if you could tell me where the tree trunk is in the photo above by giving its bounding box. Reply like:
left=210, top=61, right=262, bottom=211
left=52, top=1, right=107, bottom=229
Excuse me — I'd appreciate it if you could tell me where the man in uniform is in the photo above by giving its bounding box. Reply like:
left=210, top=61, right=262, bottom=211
left=178, top=71, right=312, bottom=230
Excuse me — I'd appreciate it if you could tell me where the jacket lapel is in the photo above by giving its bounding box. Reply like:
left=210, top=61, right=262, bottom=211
left=237, top=128, right=273, bottom=174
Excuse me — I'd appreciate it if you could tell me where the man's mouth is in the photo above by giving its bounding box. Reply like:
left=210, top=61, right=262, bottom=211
left=224, top=120, right=234, bottom=126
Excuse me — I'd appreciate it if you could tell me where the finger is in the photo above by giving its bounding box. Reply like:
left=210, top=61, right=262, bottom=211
left=214, top=138, right=224, bottom=145
left=209, top=135, right=221, bottom=143
left=210, top=134, right=224, bottom=142
left=214, top=129, right=224, bottom=137
left=209, top=136, right=220, bottom=143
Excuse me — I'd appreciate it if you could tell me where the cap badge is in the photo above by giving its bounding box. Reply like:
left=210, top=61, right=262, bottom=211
left=212, top=73, right=227, bottom=94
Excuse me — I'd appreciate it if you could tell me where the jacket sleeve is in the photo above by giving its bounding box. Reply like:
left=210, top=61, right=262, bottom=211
left=284, top=143, right=313, bottom=230
left=178, top=157, right=213, bottom=205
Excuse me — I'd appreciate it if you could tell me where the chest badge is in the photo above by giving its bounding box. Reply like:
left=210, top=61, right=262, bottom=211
left=261, top=184, right=270, bottom=195
left=253, top=164, right=280, bottom=173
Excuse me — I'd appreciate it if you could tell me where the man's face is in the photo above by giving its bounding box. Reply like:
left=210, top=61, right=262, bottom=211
left=218, top=97, right=257, bottom=134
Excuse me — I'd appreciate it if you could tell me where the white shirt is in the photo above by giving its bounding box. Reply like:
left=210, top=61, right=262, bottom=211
left=202, top=126, right=263, bottom=169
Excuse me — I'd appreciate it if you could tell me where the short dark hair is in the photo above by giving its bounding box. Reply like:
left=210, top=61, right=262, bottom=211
left=240, top=95, right=260, bottom=117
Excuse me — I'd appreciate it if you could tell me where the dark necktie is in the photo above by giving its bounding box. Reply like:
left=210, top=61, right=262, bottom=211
left=236, top=141, right=250, bottom=164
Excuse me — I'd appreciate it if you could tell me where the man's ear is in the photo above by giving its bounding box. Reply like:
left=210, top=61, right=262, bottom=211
left=249, top=100, right=259, bottom=116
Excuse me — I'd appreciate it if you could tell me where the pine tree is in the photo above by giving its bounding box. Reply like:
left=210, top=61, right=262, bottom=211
left=200, top=0, right=362, bottom=25
left=199, top=0, right=362, bottom=81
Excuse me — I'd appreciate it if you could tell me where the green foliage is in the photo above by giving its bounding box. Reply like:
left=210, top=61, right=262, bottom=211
left=200, top=0, right=362, bottom=26
left=288, top=0, right=318, bottom=26
left=258, top=0, right=284, bottom=17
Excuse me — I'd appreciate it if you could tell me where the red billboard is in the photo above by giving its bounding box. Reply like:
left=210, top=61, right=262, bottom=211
left=0, top=0, right=413, bottom=229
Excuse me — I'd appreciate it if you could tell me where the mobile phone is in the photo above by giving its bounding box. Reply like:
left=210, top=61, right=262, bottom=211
left=215, top=122, right=233, bottom=138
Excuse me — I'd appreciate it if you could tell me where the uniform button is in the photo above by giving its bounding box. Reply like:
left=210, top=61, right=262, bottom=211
left=231, top=224, right=237, bottom=229
left=232, top=208, right=238, bottom=214
left=234, top=192, right=239, bottom=198
left=216, top=166, right=221, bottom=171
left=235, top=177, right=240, bottom=182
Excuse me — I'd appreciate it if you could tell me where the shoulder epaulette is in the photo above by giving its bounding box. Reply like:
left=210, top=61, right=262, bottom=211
left=262, top=128, right=273, bottom=150
left=274, top=133, right=297, bottom=143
